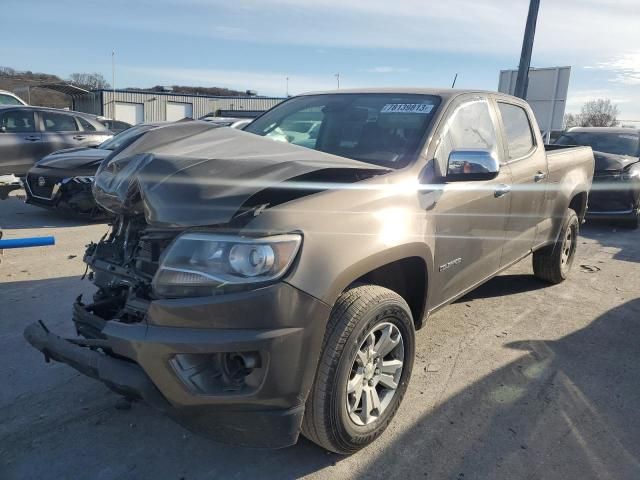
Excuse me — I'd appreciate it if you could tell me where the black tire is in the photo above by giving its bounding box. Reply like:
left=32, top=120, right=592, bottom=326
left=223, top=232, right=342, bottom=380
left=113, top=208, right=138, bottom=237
left=302, top=285, right=415, bottom=454
left=621, top=209, right=639, bottom=230
left=533, top=208, right=579, bottom=284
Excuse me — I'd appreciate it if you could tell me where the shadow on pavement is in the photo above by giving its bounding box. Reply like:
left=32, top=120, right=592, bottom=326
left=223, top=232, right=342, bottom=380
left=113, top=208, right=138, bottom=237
left=357, top=298, right=640, bottom=479
left=0, top=194, right=106, bottom=230
left=580, top=222, right=640, bottom=264
left=458, top=273, right=548, bottom=302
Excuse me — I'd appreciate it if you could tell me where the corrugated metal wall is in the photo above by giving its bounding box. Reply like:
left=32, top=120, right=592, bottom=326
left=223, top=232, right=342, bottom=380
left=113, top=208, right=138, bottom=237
left=73, top=93, right=102, bottom=116
left=75, top=90, right=284, bottom=123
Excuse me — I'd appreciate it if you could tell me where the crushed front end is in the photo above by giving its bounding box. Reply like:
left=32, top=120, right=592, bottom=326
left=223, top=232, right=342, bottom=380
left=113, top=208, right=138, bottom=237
left=23, top=125, right=384, bottom=447
left=25, top=166, right=108, bottom=218
left=25, top=213, right=330, bottom=448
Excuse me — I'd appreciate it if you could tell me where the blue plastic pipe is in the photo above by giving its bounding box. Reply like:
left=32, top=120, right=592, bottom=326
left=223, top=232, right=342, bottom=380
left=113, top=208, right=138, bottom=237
left=0, top=236, right=55, bottom=249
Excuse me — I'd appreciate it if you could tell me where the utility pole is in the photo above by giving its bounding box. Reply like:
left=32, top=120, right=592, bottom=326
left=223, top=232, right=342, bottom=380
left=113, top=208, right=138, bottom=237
left=334, top=73, right=340, bottom=89
left=514, top=0, right=540, bottom=99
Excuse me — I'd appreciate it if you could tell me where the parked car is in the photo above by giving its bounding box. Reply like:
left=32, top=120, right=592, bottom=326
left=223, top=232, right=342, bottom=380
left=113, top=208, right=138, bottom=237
left=24, top=122, right=168, bottom=217
left=0, top=90, right=28, bottom=106
left=95, top=117, right=132, bottom=134
left=0, top=106, right=112, bottom=175
left=555, top=127, right=640, bottom=228
left=200, top=116, right=252, bottom=129
left=25, top=89, right=594, bottom=454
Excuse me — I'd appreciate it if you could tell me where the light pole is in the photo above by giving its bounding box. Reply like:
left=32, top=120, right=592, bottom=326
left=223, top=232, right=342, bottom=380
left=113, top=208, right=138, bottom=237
left=286, top=76, right=289, bottom=97
left=334, top=73, right=340, bottom=89
left=514, top=0, right=541, bottom=99
left=111, top=50, right=116, bottom=93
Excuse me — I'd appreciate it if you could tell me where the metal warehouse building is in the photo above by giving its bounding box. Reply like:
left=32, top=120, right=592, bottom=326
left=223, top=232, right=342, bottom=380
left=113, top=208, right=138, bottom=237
left=73, top=89, right=285, bottom=125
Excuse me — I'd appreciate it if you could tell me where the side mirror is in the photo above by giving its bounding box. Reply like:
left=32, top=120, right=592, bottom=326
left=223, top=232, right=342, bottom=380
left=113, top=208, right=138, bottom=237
left=446, top=149, right=500, bottom=182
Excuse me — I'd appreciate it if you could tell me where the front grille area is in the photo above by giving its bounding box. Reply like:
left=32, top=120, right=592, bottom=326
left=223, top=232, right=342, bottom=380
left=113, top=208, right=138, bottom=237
left=26, top=173, right=60, bottom=200
left=589, top=172, right=634, bottom=211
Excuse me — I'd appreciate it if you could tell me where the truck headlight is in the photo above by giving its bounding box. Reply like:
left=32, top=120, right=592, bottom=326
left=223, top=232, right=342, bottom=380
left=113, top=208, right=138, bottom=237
left=152, top=233, right=302, bottom=297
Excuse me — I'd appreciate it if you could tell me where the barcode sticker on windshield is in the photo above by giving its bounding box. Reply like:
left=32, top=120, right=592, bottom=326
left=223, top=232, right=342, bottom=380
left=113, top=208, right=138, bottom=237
left=381, top=103, right=434, bottom=114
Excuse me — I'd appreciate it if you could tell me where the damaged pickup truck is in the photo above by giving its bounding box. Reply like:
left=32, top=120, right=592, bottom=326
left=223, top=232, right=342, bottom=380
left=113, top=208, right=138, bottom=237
left=25, top=89, right=594, bottom=454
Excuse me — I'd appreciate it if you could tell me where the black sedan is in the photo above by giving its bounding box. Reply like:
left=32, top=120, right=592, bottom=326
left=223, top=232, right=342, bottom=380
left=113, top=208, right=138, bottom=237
left=555, top=127, right=640, bottom=228
left=25, top=123, right=162, bottom=217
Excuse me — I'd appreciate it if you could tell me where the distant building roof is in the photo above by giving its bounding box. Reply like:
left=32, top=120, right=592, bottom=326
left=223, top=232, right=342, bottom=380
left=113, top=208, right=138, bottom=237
left=35, top=83, right=91, bottom=97
left=90, top=88, right=285, bottom=101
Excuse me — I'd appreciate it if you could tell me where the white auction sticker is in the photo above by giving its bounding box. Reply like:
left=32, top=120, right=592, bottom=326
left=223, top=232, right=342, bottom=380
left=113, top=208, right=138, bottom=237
left=381, top=103, right=434, bottom=114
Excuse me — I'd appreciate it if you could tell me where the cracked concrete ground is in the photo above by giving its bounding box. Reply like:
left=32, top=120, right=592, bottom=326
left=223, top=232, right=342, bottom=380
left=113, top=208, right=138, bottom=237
left=1, top=192, right=639, bottom=480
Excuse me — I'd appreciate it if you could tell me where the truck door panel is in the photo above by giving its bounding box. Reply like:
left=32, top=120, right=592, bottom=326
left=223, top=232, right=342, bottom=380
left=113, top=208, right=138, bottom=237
left=427, top=97, right=512, bottom=307
left=495, top=102, right=548, bottom=266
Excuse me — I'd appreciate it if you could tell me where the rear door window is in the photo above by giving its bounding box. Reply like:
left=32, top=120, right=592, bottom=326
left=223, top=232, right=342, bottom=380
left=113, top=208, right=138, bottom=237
left=0, top=110, right=36, bottom=132
left=42, top=112, right=79, bottom=132
left=498, top=103, right=535, bottom=160
left=76, top=116, right=96, bottom=131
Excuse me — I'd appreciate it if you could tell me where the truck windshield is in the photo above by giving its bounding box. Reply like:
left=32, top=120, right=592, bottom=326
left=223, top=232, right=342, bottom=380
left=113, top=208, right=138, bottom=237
left=556, top=131, right=640, bottom=157
left=245, top=93, right=441, bottom=168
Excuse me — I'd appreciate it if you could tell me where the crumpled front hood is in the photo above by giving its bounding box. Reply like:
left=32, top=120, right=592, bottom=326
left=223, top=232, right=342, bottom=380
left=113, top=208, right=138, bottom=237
left=37, top=147, right=110, bottom=170
left=594, top=151, right=639, bottom=172
left=93, top=124, right=388, bottom=228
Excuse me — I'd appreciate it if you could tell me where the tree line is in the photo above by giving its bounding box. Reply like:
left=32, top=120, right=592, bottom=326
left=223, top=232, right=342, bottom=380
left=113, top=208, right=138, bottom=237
left=565, top=99, right=620, bottom=128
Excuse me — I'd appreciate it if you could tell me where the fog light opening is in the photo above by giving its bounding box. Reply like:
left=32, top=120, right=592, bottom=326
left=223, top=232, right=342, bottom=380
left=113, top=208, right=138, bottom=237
left=222, top=352, right=261, bottom=389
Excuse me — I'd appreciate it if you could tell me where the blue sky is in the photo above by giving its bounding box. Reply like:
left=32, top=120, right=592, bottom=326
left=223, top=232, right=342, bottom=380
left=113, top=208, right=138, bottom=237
left=3, top=0, right=639, bottom=120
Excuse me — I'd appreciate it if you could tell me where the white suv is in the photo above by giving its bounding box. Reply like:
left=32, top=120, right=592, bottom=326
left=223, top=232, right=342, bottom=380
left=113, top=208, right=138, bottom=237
left=0, top=90, right=28, bottom=106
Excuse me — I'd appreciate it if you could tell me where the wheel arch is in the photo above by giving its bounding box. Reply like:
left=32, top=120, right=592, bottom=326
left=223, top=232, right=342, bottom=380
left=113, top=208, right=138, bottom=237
left=328, top=243, right=433, bottom=329
left=569, top=190, right=588, bottom=222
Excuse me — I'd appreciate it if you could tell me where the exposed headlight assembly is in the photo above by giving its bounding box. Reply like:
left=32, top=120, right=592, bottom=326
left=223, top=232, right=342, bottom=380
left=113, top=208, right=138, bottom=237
left=622, top=162, right=640, bottom=181
left=152, top=233, right=302, bottom=297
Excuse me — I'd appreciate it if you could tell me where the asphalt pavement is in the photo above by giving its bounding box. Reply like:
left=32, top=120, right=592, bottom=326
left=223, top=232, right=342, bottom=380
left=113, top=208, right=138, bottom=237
left=1, top=192, right=639, bottom=480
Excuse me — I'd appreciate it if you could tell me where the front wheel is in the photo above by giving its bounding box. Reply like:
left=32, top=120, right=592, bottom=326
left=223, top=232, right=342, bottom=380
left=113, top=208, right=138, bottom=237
left=302, top=285, right=415, bottom=454
left=533, top=208, right=579, bottom=283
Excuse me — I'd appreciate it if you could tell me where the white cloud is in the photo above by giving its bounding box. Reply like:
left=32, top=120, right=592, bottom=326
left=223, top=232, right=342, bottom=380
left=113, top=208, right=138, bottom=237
left=87, top=0, right=640, bottom=118
left=157, top=0, right=638, bottom=60
left=588, top=52, right=640, bottom=85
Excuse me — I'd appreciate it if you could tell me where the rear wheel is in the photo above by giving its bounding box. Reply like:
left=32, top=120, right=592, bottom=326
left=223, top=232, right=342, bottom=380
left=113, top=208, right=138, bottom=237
left=621, top=209, right=639, bottom=230
left=533, top=208, right=579, bottom=283
left=302, top=285, right=415, bottom=454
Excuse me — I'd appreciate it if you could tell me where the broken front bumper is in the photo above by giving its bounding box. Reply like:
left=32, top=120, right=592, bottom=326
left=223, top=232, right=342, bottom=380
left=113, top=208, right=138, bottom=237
left=24, top=167, right=104, bottom=216
left=24, top=283, right=331, bottom=448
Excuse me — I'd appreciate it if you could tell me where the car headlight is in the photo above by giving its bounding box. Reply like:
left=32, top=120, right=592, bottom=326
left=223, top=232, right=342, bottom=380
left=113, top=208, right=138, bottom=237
left=152, top=233, right=302, bottom=298
left=622, top=164, right=640, bottom=181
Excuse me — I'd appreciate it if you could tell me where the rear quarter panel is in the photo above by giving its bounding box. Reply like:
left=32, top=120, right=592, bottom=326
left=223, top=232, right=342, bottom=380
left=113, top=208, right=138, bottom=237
left=542, top=146, right=594, bottom=244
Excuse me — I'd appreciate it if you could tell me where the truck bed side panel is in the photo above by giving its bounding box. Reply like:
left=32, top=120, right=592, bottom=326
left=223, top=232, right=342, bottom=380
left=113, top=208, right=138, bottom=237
left=539, top=145, right=594, bottom=246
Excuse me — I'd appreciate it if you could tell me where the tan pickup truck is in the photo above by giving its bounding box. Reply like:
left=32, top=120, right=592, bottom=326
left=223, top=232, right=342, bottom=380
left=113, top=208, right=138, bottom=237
left=25, top=89, right=594, bottom=453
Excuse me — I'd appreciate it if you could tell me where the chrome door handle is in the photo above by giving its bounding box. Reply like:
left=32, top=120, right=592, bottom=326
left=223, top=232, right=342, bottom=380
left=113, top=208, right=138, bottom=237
left=24, top=135, right=40, bottom=141
left=73, top=135, right=86, bottom=140
left=534, top=171, right=547, bottom=182
left=494, top=184, right=512, bottom=198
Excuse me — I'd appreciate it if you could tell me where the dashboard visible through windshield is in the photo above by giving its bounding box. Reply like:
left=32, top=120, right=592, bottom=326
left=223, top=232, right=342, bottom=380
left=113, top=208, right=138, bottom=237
left=244, top=93, right=441, bottom=168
